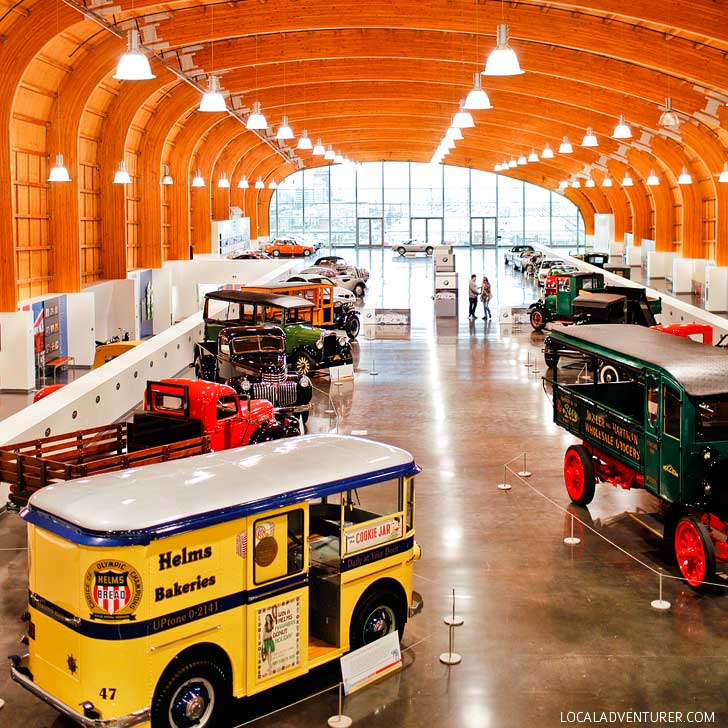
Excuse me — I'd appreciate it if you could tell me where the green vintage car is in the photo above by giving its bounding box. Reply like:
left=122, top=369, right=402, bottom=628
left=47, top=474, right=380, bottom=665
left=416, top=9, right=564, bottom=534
left=548, top=324, right=728, bottom=589
left=201, top=290, right=353, bottom=375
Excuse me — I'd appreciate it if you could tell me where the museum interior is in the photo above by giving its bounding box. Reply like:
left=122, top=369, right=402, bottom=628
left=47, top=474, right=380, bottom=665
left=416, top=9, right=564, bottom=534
left=1, top=1, right=728, bottom=727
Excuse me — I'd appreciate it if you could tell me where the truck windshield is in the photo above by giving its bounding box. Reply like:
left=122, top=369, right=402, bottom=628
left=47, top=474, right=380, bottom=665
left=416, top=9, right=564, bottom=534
left=231, top=336, right=284, bottom=354
left=695, top=397, right=728, bottom=440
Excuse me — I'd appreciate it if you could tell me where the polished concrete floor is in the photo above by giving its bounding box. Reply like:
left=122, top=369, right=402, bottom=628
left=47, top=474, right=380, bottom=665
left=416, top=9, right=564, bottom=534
left=2, top=249, right=728, bottom=727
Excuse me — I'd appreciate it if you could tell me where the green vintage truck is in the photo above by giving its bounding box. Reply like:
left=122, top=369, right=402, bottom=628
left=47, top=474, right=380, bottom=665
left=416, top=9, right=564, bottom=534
left=547, top=324, right=728, bottom=588
left=529, top=270, right=661, bottom=331
left=200, top=290, right=353, bottom=375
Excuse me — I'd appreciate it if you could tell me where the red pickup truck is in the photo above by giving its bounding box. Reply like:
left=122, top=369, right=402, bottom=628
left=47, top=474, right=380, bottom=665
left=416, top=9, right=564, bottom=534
left=2, top=379, right=300, bottom=507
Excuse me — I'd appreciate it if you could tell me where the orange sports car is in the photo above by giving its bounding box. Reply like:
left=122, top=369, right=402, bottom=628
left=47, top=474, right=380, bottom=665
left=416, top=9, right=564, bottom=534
left=263, top=237, right=315, bottom=257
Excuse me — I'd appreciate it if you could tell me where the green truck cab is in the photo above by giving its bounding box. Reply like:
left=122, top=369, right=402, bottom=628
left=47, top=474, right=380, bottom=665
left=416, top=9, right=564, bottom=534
left=547, top=324, right=728, bottom=588
left=202, top=290, right=353, bottom=375
left=529, top=271, right=661, bottom=331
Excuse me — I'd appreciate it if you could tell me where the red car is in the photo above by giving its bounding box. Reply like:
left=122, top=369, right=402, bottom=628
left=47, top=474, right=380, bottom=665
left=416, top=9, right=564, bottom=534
left=263, top=237, right=314, bottom=257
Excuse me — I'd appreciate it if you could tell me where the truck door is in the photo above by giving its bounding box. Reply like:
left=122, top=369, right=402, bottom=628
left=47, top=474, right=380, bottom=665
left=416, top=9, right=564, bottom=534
left=643, top=375, right=661, bottom=496
left=659, top=381, right=682, bottom=502
left=214, top=394, right=244, bottom=449
left=246, top=506, right=309, bottom=695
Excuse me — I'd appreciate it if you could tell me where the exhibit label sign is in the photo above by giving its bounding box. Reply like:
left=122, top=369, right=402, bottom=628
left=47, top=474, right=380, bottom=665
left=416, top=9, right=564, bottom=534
left=340, top=631, right=402, bottom=695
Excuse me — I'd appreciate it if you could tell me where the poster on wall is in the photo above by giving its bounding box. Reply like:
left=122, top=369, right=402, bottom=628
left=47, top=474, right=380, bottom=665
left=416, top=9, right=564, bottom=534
left=139, top=269, right=154, bottom=338
left=256, top=596, right=301, bottom=681
left=28, top=302, right=45, bottom=370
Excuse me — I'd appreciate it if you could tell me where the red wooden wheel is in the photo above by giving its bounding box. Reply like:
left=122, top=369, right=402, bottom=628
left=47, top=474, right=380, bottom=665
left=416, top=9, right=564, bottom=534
left=674, top=515, right=715, bottom=588
left=563, top=445, right=596, bottom=506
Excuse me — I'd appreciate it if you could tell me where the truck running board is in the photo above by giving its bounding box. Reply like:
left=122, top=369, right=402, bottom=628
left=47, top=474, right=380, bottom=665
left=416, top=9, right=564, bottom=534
left=627, top=511, right=665, bottom=539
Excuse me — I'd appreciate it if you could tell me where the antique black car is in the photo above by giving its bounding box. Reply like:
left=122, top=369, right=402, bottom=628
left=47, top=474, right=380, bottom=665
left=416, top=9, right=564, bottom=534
left=193, top=324, right=312, bottom=420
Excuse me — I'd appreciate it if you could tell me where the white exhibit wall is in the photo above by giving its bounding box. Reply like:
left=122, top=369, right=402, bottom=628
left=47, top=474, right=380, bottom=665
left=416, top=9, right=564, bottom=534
left=66, top=293, right=96, bottom=367
left=0, top=310, right=34, bottom=390
left=152, top=267, right=173, bottom=333
left=593, top=214, right=615, bottom=254
left=84, top=279, right=137, bottom=342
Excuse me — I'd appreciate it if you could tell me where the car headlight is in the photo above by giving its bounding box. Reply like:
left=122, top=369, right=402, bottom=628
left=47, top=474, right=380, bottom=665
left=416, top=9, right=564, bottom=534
left=316, top=339, right=324, bottom=349
left=338, top=336, right=348, bottom=347
left=300, top=375, right=311, bottom=388
left=241, top=378, right=251, bottom=392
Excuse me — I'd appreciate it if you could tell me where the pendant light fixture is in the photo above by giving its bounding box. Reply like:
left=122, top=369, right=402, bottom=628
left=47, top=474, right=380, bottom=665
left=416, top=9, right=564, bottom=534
left=571, top=179, right=581, bottom=189
left=297, top=130, right=313, bottom=150
left=113, top=160, right=131, bottom=184
left=494, top=163, right=502, bottom=172
left=276, top=116, right=294, bottom=140
left=612, top=114, right=632, bottom=139
left=541, top=143, right=554, bottom=159
left=581, top=127, right=598, bottom=147
left=464, top=73, right=493, bottom=110
left=324, top=145, right=336, bottom=160
left=334, top=153, right=344, bottom=164
left=312, top=139, right=326, bottom=156
left=446, top=126, right=464, bottom=141
left=114, top=29, right=155, bottom=81
left=246, top=101, right=268, bottom=130
left=719, top=162, right=728, bottom=183
left=622, top=172, right=634, bottom=187
left=647, top=170, right=660, bottom=186
left=527, top=149, right=539, bottom=163
left=558, top=180, right=568, bottom=190
left=217, top=172, right=230, bottom=188
left=268, top=180, right=277, bottom=189
left=602, top=176, right=613, bottom=188
left=48, top=153, right=71, bottom=182
left=199, top=75, right=226, bottom=112
left=508, top=158, right=517, bottom=168
left=161, top=164, right=173, bottom=185
left=677, top=166, right=692, bottom=185
left=585, top=178, right=595, bottom=188
left=254, top=177, right=265, bottom=189
left=443, top=137, right=455, bottom=151
left=558, top=137, right=573, bottom=154
left=238, top=175, right=249, bottom=189
left=453, top=102, right=475, bottom=129
left=483, top=23, right=524, bottom=76
left=191, top=169, right=205, bottom=187
left=502, top=159, right=509, bottom=170
left=517, top=153, right=527, bottom=166
left=658, top=97, right=680, bottom=130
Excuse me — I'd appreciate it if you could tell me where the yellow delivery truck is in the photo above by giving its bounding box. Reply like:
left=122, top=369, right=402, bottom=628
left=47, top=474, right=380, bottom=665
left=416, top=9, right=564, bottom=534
left=10, top=434, right=422, bottom=727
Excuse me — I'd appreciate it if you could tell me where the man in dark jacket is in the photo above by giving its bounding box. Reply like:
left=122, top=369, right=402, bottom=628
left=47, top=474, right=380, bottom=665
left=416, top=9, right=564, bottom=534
left=468, top=275, right=479, bottom=318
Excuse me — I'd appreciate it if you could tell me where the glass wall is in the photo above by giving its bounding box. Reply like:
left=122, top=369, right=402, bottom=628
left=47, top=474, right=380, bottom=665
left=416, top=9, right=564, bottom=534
left=270, top=161, right=584, bottom=248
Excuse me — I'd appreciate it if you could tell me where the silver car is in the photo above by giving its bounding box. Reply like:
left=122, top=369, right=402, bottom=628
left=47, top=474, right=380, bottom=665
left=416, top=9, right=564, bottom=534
left=393, top=239, right=435, bottom=256
left=301, top=266, right=367, bottom=297
left=314, top=256, right=370, bottom=282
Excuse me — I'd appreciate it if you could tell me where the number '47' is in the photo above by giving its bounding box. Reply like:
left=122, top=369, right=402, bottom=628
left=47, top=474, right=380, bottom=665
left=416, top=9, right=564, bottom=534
left=99, top=687, right=117, bottom=700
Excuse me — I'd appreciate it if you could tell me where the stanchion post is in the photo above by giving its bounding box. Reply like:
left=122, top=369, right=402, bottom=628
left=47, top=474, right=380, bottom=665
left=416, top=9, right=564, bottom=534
left=497, top=464, right=512, bottom=491
left=443, top=587, right=464, bottom=627
left=517, top=452, right=532, bottom=478
left=563, top=513, right=581, bottom=545
left=327, top=682, right=353, bottom=728
left=524, top=351, right=532, bottom=368
left=651, top=571, right=671, bottom=611
left=369, top=357, right=379, bottom=376
left=439, top=621, right=462, bottom=665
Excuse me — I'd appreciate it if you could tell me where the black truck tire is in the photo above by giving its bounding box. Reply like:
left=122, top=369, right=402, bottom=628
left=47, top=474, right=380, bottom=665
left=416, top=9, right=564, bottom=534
left=349, top=589, right=405, bottom=651
left=194, top=354, right=216, bottom=382
left=345, top=315, right=361, bottom=339
left=249, top=422, right=289, bottom=444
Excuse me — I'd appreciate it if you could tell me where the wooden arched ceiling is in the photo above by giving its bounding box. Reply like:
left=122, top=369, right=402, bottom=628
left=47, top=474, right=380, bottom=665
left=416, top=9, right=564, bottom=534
left=1, top=0, right=727, bottom=308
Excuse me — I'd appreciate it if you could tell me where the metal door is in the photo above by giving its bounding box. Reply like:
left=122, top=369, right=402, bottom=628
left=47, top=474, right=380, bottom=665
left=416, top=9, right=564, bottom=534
left=356, top=218, right=384, bottom=247
left=410, top=217, right=443, bottom=247
left=643, top=374, right=661, bottom=497
left=659, top=381, right=682, bottom=502
left=470, top=217, right=497, bottom=247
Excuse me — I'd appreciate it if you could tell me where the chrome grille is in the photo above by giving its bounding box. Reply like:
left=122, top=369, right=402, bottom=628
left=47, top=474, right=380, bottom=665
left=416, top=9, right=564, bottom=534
left=262, top=369, right=286, bottom=384
left=251, top=381, right=297, bottom=406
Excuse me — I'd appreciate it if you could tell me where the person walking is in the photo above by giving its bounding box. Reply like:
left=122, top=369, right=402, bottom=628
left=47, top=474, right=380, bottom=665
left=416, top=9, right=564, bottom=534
left=481, top=276, right=492, bottom=319
left=468, top=274, right=479, bottom=318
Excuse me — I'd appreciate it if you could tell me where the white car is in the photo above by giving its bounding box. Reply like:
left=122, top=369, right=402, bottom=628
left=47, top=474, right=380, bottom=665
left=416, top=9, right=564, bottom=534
left=392, top=239, right=435, bottom=256
left=301, top=266, right=367, bottom=297
left=314, top=256, right=370, bottom=281
left=537, top=258, right=569, bottom=285
left=284, top=274, right=356, bottom=304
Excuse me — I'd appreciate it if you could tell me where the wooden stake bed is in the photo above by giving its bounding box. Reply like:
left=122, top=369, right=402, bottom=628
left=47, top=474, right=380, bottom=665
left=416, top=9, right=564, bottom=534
left=1, top=422, right=211, bottom=507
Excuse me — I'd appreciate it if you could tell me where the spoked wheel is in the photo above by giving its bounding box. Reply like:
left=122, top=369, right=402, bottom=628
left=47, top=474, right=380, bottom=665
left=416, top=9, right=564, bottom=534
left=397, top=247, right=406, bottom=256
left=674, top=515, right=716, bottom=589
left=529, top=307, right=547, bottom=331
left=152, top=659, right=229, bottom=728
left=563, top=445, right=596, bottom=506
left=345, top=315, right=361, bottom=339
left=293, top=352, right=314, bottom=375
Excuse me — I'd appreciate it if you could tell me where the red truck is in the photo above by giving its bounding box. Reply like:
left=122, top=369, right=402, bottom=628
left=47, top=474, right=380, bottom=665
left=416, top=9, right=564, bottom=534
left=2, top=379, right=300, bottom=507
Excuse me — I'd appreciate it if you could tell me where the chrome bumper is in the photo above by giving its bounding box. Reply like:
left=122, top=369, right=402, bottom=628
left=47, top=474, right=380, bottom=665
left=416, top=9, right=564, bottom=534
left=10, top=659, right=150, bottom=728
left=409, top=590, right=424, bottom=618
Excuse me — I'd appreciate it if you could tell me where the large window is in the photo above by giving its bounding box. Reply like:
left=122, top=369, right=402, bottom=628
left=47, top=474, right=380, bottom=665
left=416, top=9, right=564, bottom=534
left=270, top=162, right=583, bottom=248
